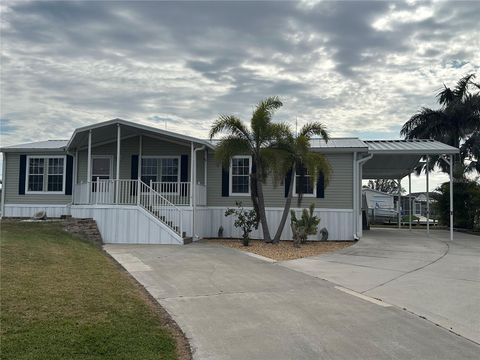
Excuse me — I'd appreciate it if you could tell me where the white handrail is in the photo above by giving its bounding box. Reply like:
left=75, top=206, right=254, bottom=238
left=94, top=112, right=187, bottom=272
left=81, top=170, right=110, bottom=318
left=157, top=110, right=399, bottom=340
left=138, top=180, right=183, bottom=236
left=72, top=179, right=183, bottom=236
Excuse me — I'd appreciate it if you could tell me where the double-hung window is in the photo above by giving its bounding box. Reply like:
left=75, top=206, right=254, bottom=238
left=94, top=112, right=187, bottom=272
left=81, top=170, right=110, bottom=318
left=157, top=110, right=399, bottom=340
left=230, top=156, right=251, bottom=195
left=141, top=157, right=180, bottom=193
left=26, top=156, right=66, bottom=194
left=293, top=165, right=315, bottom=197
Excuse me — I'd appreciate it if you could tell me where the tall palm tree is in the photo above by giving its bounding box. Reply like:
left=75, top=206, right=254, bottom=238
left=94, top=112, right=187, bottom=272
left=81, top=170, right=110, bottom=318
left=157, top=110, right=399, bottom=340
left=269, top=123, right=331, bottom=243
left=401, top=73, right=480, bottom=178
left=209, top=97, right=286, bottom=242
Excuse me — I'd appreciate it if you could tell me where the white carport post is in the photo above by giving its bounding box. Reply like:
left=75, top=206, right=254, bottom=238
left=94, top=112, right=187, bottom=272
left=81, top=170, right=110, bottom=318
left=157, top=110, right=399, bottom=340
left=87, top=130, right=92, bottom=203
left=426, top=155, right=430, bottom=236
left=397, top=178, right=402, bottom=229
left=115, top=124, right=121, bottom=204
left=408, top=173, right=412, bottom=231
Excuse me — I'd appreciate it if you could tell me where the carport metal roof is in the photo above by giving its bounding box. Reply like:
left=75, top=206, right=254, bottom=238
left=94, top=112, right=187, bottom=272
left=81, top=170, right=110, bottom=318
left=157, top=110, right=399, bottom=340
left=362, top=140, right=459, bottom=179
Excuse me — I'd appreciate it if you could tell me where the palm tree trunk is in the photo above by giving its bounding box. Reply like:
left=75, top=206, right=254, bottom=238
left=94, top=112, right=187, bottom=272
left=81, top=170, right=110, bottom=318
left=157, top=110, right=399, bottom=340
left=273, top=168, right=295, bottom=243
left=255, top=163, right=271, bottom=242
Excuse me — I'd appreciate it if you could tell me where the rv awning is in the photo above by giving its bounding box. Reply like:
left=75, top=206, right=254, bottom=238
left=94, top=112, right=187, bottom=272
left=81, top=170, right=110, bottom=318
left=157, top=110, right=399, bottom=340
left=362, top=140, right=459, bottom=179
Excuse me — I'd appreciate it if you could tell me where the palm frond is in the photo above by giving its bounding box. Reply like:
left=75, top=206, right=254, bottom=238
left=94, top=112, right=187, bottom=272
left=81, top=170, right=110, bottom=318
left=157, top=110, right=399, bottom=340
left=299, top=122, right=329, bottom=142
left=209, top=115, right=252, bottom=144
left=213, top=136, right=251, bottom=168
left=251, top=97, right=283, bottom=141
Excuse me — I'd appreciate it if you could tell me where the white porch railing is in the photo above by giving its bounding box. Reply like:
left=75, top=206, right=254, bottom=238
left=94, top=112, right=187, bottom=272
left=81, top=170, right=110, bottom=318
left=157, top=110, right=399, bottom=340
left=138, top=181, right=182, bottom=235
left=151, top=181, right=190, bottom=206
left=73, top=179, right=183, bottom=236
left=73, top=180, right=199, bottom=207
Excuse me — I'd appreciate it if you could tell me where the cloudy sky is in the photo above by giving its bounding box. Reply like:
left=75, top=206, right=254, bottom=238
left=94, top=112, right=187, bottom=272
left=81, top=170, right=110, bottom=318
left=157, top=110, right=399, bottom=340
left=1, top=0, right=479, bottom=191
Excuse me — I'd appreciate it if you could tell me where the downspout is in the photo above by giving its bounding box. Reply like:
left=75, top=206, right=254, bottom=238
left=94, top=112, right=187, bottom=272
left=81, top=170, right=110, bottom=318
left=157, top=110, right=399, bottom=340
left=355, top=153, right=373, bottom=239
left=192, top=145, right=206, bottom=240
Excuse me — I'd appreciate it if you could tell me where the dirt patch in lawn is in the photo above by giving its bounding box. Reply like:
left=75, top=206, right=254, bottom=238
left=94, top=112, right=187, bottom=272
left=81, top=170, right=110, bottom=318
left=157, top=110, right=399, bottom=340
left=204, top=239, right=355, bottom=261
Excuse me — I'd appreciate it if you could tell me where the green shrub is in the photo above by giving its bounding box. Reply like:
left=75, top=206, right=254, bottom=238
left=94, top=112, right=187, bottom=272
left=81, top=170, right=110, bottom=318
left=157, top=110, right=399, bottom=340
left=225, top=202, right=259, bottom=246
left=290, top=203, right=320, bottom=247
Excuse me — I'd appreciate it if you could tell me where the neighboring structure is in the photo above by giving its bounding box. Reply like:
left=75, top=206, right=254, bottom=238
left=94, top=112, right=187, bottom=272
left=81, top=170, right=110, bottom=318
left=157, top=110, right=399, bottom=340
left=0, top=119, right=459, bottom=244
left=362, top=188, right=397, bottom=224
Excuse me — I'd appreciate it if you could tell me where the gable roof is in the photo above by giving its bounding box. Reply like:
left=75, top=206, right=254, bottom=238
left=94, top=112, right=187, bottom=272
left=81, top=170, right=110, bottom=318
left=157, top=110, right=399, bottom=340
left=67, top=118, right=214, bottom=150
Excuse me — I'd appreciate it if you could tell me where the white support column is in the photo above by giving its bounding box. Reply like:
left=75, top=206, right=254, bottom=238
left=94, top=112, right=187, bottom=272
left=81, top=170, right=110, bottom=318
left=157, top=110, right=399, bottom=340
left=398, top=178, right=401, bottom=229
left=426, top=155, right=430, bottom=236
left=137, top=135, right=142, bottom=205
left=204, top=149, right=207, bottom=186
left=1, top=153, right=7, bottom=218
left=87, top=130, right=92, bottom=203
left=115, top=124, right=121, bottom=204
left=449, top=154, right=454, bottom=241
left=352, top=152, right=357, bottom=237
left=72, top=150, right=78, bottom=204
left=190, top=142, right=195, bottom=237
left=408, top=173, right=412, bottom=231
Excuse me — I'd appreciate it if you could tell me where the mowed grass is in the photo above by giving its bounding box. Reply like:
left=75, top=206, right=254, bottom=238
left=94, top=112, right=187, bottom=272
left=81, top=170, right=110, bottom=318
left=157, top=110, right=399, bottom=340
left=0, top=221, right=178, bottom=360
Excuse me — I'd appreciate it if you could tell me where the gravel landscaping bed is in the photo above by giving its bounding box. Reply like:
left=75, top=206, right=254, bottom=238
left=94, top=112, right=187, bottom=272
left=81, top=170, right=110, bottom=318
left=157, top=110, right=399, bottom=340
left=204, top=239, right=355, bottom=261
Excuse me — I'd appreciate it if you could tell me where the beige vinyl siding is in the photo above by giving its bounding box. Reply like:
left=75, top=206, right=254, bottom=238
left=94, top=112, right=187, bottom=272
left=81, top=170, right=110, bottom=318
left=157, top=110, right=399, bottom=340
left=4, top=152, right=72, bottom=205
left=206, top=152, right=353, bottom=209
left=76, top=135, right=201, bottom=183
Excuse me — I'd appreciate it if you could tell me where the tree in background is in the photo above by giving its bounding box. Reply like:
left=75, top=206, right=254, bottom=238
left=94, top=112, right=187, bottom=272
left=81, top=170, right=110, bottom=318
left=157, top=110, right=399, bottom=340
left=434, top=180, right=480, bottom=230
left=365, top=179, right=404, bottom=194
left=401, top=73, right=480, bottom=229
left=400, top=73, right=479, bottom=178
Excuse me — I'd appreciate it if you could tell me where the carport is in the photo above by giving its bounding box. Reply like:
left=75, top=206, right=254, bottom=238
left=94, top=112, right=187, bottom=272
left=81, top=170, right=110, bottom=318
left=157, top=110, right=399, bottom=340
left=354, top=140, right=459, bottom=240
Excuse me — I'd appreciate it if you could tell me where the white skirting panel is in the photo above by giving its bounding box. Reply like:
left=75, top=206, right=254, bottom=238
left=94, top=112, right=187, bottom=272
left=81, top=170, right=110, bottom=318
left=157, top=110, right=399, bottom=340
left=193, top=207, right=355, bottom=241
left=3, top=204, right=71, bottom=218
left=71, top=205, right=183, bottom=245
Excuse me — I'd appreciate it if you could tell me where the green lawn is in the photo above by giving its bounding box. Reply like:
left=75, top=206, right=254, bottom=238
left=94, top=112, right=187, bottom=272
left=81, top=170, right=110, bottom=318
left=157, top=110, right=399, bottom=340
left=0, top=221, right=180, bottom=360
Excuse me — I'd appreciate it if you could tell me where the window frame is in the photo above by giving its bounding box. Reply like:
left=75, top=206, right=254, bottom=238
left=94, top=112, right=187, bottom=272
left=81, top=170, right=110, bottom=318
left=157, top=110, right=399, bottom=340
left=292, top=168, right=317, bottom=198
left=140, top=156, right=181, bottom=194
left=25, top=155, right=66, bottom=195
left=229, top=155, right=252, bottom=196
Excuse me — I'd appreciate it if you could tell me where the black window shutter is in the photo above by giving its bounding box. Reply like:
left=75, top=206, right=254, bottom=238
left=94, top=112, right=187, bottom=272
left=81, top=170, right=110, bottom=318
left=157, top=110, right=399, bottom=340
left=19, top=154, right=26, bottom=195
left=65, top=155, right=73, bottom=195
left=284, top=168, right=292, bottom=197
left=131, top=155, right=139, bottom=179
left=222, top=166, right=229, bottom=197
left=180, top=155, right=188, bottom=182
left=316, top=171, right=325, bottom=198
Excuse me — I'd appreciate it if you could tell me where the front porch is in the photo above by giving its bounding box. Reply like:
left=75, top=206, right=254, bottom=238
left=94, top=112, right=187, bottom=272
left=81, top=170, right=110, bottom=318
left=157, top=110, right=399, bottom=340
left=73, top=178, right=206, bottom=206
left=67, top=119, right=213, bottom=239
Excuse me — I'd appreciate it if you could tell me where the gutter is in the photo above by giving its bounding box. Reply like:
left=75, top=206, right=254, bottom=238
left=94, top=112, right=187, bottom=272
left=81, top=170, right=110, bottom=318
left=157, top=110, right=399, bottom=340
left=353, top=153, right=373, bottom=239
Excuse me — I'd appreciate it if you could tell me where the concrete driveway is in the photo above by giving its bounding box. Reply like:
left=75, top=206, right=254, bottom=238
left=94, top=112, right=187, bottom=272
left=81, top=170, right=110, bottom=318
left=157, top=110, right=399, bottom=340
left=281, top=228, right=480, bottom=344
left=105, top=239, right=479, bottom=360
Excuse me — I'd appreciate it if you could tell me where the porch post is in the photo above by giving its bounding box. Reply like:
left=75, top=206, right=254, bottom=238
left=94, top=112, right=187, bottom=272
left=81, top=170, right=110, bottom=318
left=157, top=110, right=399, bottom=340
left=137, top=135, right=142, bottom=205
left=116, top=124, right=121, bottom=204
left=72, top=150, right=78, bottom=204
left=408, top=173, right=412, bottom=231
left=398, top=178, right=401, bottom=229
left=449, top=154, right=454, bottom=241
left=190, top=142, right=195, bottom=237
left=426, top=155, right=430, bottom=236
left=1, top=153, right=6, bottom=218
left=352, top=152, right=357, bottom=237
left=87, top=130, right=92, bottom=203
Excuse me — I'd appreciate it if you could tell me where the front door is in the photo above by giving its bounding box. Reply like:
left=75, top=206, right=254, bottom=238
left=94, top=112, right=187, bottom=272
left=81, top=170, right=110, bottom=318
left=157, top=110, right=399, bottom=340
left=91, top=156, right=113, bottom=203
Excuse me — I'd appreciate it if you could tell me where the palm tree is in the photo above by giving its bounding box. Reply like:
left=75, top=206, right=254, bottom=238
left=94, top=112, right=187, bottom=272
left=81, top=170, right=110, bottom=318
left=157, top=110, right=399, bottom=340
left=209, top=97, right=286, bottom=242
left=400, top=73, right=480, bottom=178
left=269, top=123, right=331, bottom=243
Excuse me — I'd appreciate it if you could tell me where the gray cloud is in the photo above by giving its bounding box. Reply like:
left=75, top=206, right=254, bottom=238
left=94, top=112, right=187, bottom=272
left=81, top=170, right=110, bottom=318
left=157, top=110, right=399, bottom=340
left=1, top=0, right=479, bottom=153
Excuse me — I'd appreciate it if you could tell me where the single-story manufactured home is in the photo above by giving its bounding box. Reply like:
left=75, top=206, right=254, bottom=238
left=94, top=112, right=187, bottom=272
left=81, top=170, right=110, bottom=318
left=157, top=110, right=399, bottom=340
left=0, top=119, right=459, bottom=244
